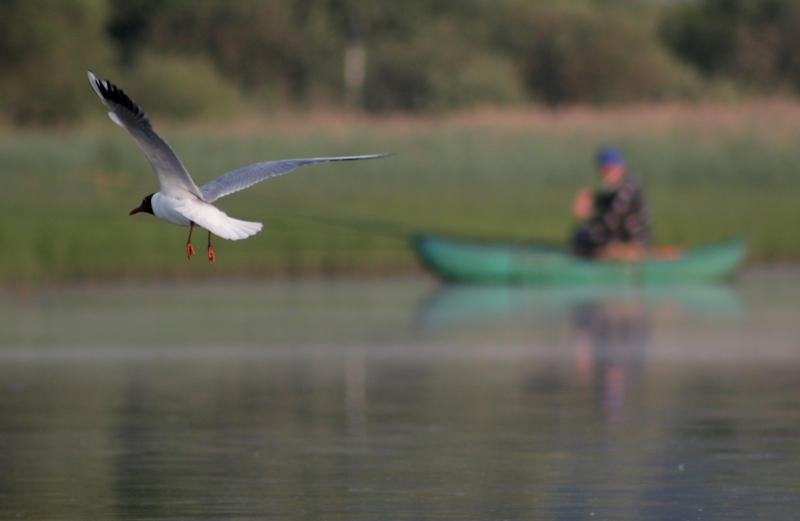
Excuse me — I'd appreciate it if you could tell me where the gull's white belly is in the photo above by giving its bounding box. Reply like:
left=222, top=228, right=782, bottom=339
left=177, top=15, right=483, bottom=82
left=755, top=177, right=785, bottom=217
left=151, top=192, right=193, bottom=226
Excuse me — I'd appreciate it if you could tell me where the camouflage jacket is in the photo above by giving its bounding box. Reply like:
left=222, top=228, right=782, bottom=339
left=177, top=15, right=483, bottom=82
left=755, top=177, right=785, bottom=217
left=587, top=174, right=651, bottom=246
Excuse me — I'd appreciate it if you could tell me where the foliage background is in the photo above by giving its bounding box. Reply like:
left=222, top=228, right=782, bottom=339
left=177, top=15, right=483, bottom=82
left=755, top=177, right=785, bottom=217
left=5, top=0, right=800, bottom=123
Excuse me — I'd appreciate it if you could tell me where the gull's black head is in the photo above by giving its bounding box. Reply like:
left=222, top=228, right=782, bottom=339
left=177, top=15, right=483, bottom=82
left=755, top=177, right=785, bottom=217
left=130, top=193, right=155, bottom=216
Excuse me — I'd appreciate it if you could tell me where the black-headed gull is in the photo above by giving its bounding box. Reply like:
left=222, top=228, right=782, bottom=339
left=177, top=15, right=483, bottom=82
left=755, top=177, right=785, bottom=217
left=88, top=71, right=387, bottom=264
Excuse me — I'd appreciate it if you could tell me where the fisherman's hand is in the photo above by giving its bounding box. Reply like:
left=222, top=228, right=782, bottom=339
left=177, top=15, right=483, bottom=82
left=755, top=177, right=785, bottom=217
left=572, top=188, right=594, bottom=219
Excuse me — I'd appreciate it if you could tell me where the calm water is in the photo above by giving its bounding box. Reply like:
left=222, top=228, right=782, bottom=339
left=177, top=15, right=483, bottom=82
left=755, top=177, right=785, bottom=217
left=1, top=272, right=800, bottom=520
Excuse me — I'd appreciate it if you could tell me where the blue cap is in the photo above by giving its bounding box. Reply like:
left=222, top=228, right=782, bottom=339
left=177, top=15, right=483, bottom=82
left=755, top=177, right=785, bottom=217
left=596, top=146, right=625, bottom=168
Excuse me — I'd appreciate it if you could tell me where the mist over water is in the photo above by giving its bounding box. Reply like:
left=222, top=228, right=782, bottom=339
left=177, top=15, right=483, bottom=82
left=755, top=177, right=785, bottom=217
left=1, top=272, right=799, bottom=519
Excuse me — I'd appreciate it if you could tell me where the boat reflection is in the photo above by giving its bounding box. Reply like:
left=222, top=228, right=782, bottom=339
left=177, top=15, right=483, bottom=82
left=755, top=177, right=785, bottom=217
left=418, top=284, right=742, bottom=425
left=418, top=285, right=742, bottom=329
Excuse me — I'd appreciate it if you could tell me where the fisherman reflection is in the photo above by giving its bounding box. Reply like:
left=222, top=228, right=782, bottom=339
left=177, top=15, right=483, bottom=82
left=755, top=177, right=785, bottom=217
left=572, top=298, right=650, bottom=422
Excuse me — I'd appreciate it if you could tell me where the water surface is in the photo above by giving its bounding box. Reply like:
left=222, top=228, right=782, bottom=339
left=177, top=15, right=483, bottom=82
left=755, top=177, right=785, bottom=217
left=1, top=272, right=799, bottom=519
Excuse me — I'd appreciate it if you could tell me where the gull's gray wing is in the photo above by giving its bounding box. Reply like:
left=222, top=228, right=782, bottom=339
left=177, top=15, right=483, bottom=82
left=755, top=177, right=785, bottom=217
left=199, top=154, right=389, bottom=203
left=88, top=71, right=203, bottom=199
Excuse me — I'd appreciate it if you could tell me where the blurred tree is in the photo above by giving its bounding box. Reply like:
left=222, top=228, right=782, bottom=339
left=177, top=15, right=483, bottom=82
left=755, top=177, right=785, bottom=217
left=107, top=0, right=165, bottom=65
left=0, top=0, right=112, bottom=123
left=116, top=52, right=245, bottom=120
left=494, top=1, right=697, bottom=105
left=363, top=2, right=526, bottom=112
left=661, top=0, right=800, bottom=92
left=109, top=0, right=345, bottom=105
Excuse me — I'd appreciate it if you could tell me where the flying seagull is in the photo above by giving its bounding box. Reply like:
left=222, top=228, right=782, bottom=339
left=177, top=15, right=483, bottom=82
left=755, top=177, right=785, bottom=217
left=88, top=71, right=387, bottom=264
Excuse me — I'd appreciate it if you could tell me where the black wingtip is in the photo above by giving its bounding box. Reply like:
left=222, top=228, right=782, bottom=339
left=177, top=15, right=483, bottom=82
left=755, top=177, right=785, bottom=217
left=88, top=71, right=147, bottom=120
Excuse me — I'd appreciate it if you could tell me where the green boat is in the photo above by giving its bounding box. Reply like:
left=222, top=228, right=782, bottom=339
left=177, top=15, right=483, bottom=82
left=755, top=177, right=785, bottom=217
left=414, top=234, right=747, bottom=286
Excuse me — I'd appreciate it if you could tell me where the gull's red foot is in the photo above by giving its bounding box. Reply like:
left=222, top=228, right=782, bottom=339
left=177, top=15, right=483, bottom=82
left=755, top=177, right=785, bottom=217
left=186, top=222, right=196, bottom=261
left=207, top=231, right=215, bottom=265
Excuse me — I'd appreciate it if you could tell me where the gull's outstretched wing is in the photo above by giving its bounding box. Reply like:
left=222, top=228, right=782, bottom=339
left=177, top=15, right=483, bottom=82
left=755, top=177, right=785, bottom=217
left=88, top=71, right=203, bottom=199
left=199, top=154, right=389, bottom=203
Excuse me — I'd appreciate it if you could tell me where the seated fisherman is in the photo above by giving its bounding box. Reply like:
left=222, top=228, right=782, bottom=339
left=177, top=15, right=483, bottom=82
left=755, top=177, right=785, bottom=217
left=570, top=147, right=651, bottom=259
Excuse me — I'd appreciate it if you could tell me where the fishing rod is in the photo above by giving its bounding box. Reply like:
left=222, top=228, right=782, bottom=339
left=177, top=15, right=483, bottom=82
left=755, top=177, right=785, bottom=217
left=261, top=196, right=564, bottom=248
left=261, top=197, right=419, bottom=240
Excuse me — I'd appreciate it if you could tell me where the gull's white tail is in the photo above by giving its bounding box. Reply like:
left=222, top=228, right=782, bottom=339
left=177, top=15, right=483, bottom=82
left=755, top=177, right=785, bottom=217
left=211, top=216, right=263, bottom=241
left=174, top=200, right=263, bottom=241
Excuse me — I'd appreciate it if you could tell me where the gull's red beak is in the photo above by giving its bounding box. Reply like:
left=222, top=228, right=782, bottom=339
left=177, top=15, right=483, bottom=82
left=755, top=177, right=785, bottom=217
left=130, top=206, right=143, bottom=215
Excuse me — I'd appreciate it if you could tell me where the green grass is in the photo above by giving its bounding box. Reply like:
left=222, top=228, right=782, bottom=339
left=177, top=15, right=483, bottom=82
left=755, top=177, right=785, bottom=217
left=1, top=117, right=800, bottom=283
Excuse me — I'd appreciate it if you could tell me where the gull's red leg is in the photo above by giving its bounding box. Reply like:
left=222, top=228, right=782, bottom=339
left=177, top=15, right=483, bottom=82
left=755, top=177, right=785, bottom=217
left=207, top=231, right=216, bottom=265
left=186, top=222, right=196, bottom=261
